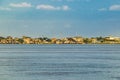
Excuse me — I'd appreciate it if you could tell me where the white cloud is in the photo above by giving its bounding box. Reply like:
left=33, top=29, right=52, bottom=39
left=98, top=4, right=120, bottom=11
left=10, top=2, right=32, bottom=8
left=109, top=4, right=120, bottom=11
left=98, top=8, right=107, bottom=11
left=36, top=4, right=70, bottom=11
left=62, top=5, right=70, bottom=11
left=0, top=7, right=11, bottom=11
left=36, top=5, right=60, bottom=10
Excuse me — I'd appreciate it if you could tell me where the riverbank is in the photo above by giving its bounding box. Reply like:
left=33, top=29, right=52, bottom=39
left=0, top=36, right=120, bottom=44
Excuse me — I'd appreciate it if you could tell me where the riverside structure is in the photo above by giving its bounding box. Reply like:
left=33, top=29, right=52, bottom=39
left=0, top=36, right=120, bottom=44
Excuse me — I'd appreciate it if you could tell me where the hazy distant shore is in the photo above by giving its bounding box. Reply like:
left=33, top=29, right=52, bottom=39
left=0, top=36, right=120, bottom=44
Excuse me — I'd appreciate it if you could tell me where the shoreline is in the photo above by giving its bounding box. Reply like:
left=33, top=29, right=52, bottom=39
left=0, top=43, right=120, bottom=45
left=0, top=36, right=120, bottom=44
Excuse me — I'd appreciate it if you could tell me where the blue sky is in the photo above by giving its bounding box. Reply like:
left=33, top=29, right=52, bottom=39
left=0, top=0, right=120, bottom=38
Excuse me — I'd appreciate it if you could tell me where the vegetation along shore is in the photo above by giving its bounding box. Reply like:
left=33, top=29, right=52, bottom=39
left=0, top=36, right=120, bottom=44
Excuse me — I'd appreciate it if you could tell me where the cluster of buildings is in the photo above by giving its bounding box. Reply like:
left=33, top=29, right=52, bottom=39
left=0, top=36, right=120, bottom=44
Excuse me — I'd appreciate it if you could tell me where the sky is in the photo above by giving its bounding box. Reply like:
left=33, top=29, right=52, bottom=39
left=0, top=0, right=120, bottom=38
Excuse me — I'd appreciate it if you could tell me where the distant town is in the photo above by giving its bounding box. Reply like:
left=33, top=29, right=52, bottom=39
left=0, top=36, right=120, bottom=44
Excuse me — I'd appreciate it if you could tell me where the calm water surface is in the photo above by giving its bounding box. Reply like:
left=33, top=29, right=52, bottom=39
left=0, top=44, right=120, bottom=80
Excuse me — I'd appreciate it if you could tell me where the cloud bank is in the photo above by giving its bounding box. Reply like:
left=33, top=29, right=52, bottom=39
left=99, top=4, right=120, bottom=11
left=0, top=7, right=11, bottom=11
left=10, top=2, right=32, bottom=8
left=109, top=5, right=120, bottom=11
left=36, top=4, right=70, bottom=11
